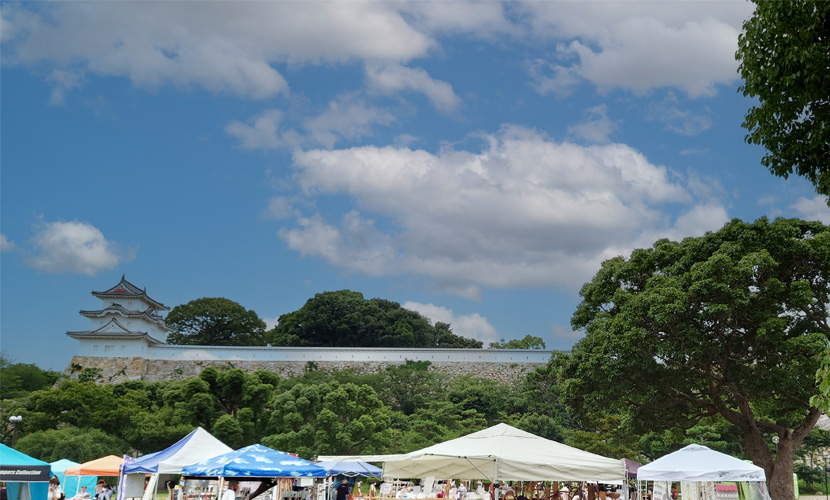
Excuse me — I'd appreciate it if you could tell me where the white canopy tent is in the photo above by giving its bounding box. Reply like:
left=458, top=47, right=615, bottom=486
left=637, top=445, right=770, bottom=500
left=637, top=444, right=765, bottom=482
left=319, top=423, right=625, bottom=484
left=119, top=427, right=233, bottom=500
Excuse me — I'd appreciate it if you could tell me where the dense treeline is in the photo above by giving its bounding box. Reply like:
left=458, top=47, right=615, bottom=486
left=165, top=291, right=483, bottom=348
left=2, top=355, right=794, bottom=467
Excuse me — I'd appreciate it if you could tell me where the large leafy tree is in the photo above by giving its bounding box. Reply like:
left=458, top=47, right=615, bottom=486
left=16, top=427, right=129, bottom=463
left=262, top=381, right=393, bottom=458
left=736, top=0, right=830, bottom=199
left=166, top=297, right=266, bottom=346
left=268, top=290, right=482, bottom=348
left=564, top=218, right=829, bottom=500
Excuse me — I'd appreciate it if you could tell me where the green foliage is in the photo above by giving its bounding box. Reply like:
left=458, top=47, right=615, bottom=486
left=267, top=290, right=482, bottom=348
left=0, top=354, right=60, bottom=398
left=377, top=360, right=440, bottom=415
left=565, top=217, right=830, bottom=495
left=564, top=414, right=640, bottom=460
left=166, top=297, right=266, bottom=346
left=489, top=335, right=546, bottom=349
left=16, top=427, right=129, bottom=462
left=213, top=414, right=245, bottom=449
left=262, top=381, right=393, bottom=458
left=446, top=375, right=516, bottom=424
left=736, top=0, right=830, bottom=198
left=811, top=351, right=830, bottom=411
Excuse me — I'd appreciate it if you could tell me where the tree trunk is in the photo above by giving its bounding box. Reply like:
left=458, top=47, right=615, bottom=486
left=767, top=437, right=796, bottom=500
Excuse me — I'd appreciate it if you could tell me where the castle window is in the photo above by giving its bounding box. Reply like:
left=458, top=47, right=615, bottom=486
left=121, top=346, right=126, bottom=353
left=93, top=345, right=99, bottom=353
left=104, top=345, right=114, bottom=353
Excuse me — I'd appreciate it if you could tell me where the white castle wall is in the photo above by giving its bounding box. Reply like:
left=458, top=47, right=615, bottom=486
left=65, top=343, right=556, bottom=385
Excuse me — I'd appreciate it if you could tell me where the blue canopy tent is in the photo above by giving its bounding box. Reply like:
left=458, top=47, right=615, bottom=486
left=315, top=462, right=381, bottom=478
left=0, top=444, right=51, bottom=500
left=182, top=444, right=327, bottom=478
left=123, top=428, right=232, bottom=475
left=50, top=459, right=97, bottom=498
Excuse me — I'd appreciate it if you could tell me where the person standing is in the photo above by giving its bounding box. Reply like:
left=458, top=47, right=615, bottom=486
left=336, top=480, right=351, bottom=500
left=48, top=477, right=64, bottom=500
left=223, top=481, right=239, bottom=500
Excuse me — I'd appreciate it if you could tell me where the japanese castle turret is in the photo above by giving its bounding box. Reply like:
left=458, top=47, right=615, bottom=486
left=67, top=275, right=172, bottom=357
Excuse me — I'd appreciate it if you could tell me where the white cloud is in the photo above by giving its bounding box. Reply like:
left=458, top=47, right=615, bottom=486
left=26, top=219, right=132, bottom=275
left=225, top=110, right=286, bottom=150
left=303, top=94, right=396, bottom=148
left=790, top=196, right=830, bottom=224
left=264, top=197, right=297, bottom=220
left=366, top=63, right=460, bottom=113
left=2, top=2, right=433, bottom=99
left=3, top=2, right=753, bottom=104
left=277, top=125, right=726, bottom=296
left=567, top=104, right=617, bottom=143
left=228, top=96, right=396, bottom=151
left=263, top=316, right=280, bottom=331
left=1, top=234, right=18, bottom=253
left=522, top=2, right=752, bottom=97
left=402, top=301, right=499, bottom=346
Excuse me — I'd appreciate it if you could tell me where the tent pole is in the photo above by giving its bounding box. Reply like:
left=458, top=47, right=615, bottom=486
left=462, top=458, right=493, bottom=483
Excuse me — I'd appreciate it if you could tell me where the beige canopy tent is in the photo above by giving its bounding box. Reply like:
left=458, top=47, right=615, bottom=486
left=319, top=423, right=625, bottom=484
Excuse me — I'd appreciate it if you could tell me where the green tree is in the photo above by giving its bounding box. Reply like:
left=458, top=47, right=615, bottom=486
left=736, top=0, right=830, bottom=199
left=811, top=351, right=830, bottom=412
left=268, top=290, right=482, bottom=348
left=262, top=381, right=393, bottom=458
left=0, top=354, right=60, bottom=398
left=377, top=360, right=441, bottom=416
left=564, top=218, right=829, bottom=500
left=446, top=375, right=515, bottom=424
left=16, top=427, right=129, bottom=463
left=489, top=335, right=546, bottom=349
left=166, top=298, right=266, bottom=346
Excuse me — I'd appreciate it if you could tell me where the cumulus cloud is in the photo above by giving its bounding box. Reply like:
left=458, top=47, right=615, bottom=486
left=790, top=196, right=830, bottom=224
left=3, top=2, right=752, bottom=105
left=1, top=234, right=18, bottom=253
left=365, top=63, right=460, bottom=113
left=402, top=301, right=499, bottom=346
left=1, top=2, right=432, bottom=99
left=277, top=125, right=726, bottom=296
left=26, top=220, right=132, bottom=275
left=523, top=2, right=751, bottom=97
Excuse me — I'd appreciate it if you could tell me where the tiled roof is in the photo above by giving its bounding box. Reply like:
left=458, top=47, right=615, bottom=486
left=79, top=303, right=172, bottom=331
left=91, top=275, right=169, bottom=311
left=66, top=318, right=164, bottom=344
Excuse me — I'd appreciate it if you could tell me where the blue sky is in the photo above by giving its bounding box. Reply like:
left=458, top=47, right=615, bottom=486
left=2, top=1, right=828, bottom=371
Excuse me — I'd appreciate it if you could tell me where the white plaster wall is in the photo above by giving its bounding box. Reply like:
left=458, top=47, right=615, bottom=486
left=73, top=340, right=554, bottom=364
left=75, top=339, right=148, bottom=357
left=146, top=345, right=553, bottom=363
